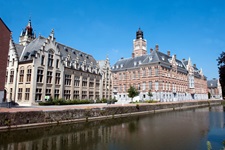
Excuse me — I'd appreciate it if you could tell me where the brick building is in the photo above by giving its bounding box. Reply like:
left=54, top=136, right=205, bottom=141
left=0, top=18, right=11, bottom=103
left=111, top=28, right=208, bottom=103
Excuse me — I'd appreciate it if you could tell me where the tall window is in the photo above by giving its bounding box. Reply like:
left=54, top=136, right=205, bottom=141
left=82, top=91, right=87, bottom=99
left=189, top=75, right=195, bottom=88
left=35, top=88, right=42, bottom=101
left=54, top=89, right=59, bottom=99
left=55, top=73, right=60, bottom=85
left=142, top=68, right=146, bottom=77
left=133, top=72, right=136, bottom=79
left=25, top=88, right=30, bottom=100
left=149, top=81, right=152, bottom=90
left=48, top=51, right=53, bottom=67
left=18, top=88, right=23, bottom=101
left=74, top=76, right=80, bottom=87
left=155, top=67, right=158, bottom=76
left=27, top=67, right=32, bottom=82
left=56, top=59, right=59, bottom=68
left=9, top=70, right=14, bottom=83
left=64, top=90, right=70, bottom=100
left=46, top=89, right=51, bottom=96
left=82, top=78, right=87, bottom=87
left=89, top=78, right=94, bottom=87
left=37, top=69, right=43, bottom=83
left=41, top=55, right=45, bottom=65
left=148, top=67, right=152, bottom=76
left=46, top=71, right=52, bottom=84
left=74, top=90, right=79, bottom=99
left=142, top=82, right=146, bottom=90
left=65, top=75, right=71, bottom=85
left=155, top=81, right=159, bottom=91
left=19, top=68, right=24, bottom=83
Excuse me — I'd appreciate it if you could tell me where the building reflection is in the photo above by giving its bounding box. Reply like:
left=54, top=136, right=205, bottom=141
left=0, top=106, right=224, bottom=150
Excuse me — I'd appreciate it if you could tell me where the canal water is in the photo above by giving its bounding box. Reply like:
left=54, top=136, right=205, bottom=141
left=0, top=105, right=225, bottom=150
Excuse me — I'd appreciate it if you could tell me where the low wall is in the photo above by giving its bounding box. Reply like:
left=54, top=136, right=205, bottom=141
left=0, top=100, right=222, bottom=130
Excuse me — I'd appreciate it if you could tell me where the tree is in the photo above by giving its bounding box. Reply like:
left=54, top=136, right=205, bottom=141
left=217, top=52, right=225, bottom=98
left=127, top=86, right=139, bottom=102
left=148, top=90, right=153, bottom=100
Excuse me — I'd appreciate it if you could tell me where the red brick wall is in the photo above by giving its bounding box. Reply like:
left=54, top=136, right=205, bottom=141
left=0, top=19, right=10, bottom=91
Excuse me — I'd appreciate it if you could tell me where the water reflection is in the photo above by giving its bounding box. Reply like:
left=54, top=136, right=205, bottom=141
left=0, top=106, right=224, bottom=150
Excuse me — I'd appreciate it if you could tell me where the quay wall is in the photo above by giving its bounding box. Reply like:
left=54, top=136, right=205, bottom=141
left=0, top=100, right=222, bottom=130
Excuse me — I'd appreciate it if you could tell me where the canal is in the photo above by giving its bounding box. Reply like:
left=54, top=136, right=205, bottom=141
left=0, top=105, right=224, bottom=150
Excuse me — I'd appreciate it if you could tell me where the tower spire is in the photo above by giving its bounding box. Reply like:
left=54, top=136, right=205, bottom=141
left=19, top=19, right=36, bottom=46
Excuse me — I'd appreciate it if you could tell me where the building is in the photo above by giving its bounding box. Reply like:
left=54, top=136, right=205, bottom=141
left=0, top=18, right=11, bottom=103
left=207, top=78, right=222, bottom=99
left=98, top=57, right=113, bottom=99
left=111, top=28, right=208, bottom=103
left=5, top=20, right=112, bottom=106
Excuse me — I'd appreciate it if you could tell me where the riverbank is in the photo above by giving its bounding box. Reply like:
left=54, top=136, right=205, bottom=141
left=0, top=100, right=222, bottom=131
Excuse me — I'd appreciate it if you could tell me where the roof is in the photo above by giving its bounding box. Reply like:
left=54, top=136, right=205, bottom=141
left=207, top=79, right=218, bottom=88
left=111, top=50, right=187, bottom=74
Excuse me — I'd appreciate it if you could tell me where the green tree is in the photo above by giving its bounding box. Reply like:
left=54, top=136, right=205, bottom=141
left=148, top=90, right=153, bottom=100
left=217, top=52, right=225, bottom=98
left=127, top=86, right=139, bottom=102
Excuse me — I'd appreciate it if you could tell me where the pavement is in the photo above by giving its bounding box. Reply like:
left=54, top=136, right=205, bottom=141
left=0, top=99, right=222, bottom=113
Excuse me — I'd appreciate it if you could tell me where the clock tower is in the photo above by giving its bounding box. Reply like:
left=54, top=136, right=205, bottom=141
left=132, top=28, right=147, bottom=58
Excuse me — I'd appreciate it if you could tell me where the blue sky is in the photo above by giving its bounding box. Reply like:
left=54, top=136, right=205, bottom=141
left=1, top=0, right=225, bottom=80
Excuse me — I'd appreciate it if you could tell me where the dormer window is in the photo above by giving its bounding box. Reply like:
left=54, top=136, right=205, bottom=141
left=120, top=64, right=123, bottom=68
left=116, top=65, right=118, bottom=68
left=134, top=61, right=137, bottom=66
left=149, top=56, right=153, bottom=61
left=161, top=56, right=165, bottom=60
left=139, top=60, right=142, bottom=64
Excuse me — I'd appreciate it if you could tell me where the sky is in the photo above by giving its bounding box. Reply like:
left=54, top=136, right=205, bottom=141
left=1, top=0, right=225, bottom=80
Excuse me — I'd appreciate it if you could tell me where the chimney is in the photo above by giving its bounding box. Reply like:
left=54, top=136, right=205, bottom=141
left=132, top=52, right=135, bottom=58
left=167, top=50, right=170, bottom=56
left=174, top=54, right=176, bottom=59
left=193, top=64, right=196, bottom=68
left=150, top=48, right=153, bottom=53
left=182, top=58, right=185, bottom=61
left=155, top=44, right=159, bottom=51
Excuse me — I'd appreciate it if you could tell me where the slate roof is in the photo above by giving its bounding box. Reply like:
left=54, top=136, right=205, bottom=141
left=207, top=79, right=218, bottom=88
left=111, top=50, right=187, bottom=74
left=15, top=44, right=24, bottom=58
left=17, top=36, right=98, bottom=68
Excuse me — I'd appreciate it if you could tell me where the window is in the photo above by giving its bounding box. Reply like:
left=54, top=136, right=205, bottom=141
left=82, top=78, right=87, bottom=87
left=25, top=88, right=30, bottom=100
left=12, top=58, right=14, bottom=66
left=133, top=72, right=136, bottom=79
left=149, top=81, right=152, bottom=90
left=54, top=89, right=60, bottom=99
left=27, top=67, right=32, bottom=82
left=56, top=59, right=59, bottom=68
left=82, top=91, right=87, bottom=99
left=149, top=68, right=152, bottom=76
left=89, top=78, right=94, bottom=87
left=37, top=69, right=43, bottom=83
left=155, top=67, right=158, bottom=76
left=35, top=88, right=42, bottom=101
left=155, top=82, right=159, bottom=91
left=96, top=80, right=100, bottom=88
left=46, top=71, right=52, bottom=84
left=41, top=55, right=45, bottom=65
left=64, top=90, right=70, bottom=100
left=189, top=75, right=195, bottom=88
left=18, top=88, right=23, bottom=101
left=65, top=75, right=71, bottom=85
left=142, top=69, right=146, bottom=77
left=46, top=89, right=51, bottom=96
left=74, top=76, right=80, bottom=87
left=55, top=73, right=60, bottom=85
left=19, top=69, right=24, bottom=83
left=10, top=70, right=14, bottom=83
left=89, top=91, right=94, bottom=100
left=142, top=82, right=146, bottom=90
left=48, top=51, right=53, bottom=67
left=74, top=90, right=79, bottom=99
